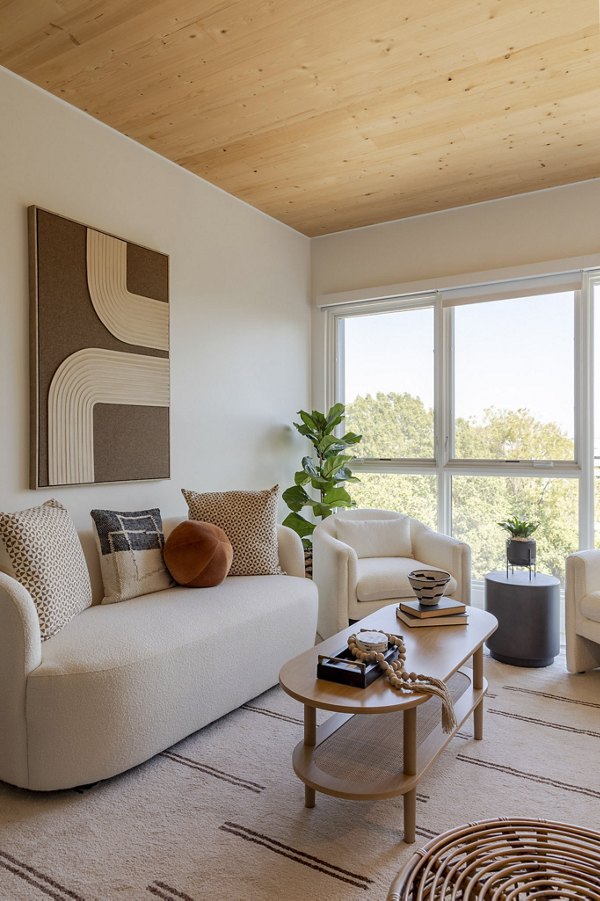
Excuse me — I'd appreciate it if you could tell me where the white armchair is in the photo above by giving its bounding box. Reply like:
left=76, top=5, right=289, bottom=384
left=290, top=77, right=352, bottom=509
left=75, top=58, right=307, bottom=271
left=313, top=508, right=471, bottom=639
left=565, top=550, right=600, bottom=673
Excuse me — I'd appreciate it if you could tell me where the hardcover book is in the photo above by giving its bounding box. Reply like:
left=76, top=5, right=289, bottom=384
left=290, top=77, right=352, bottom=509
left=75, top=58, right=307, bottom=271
left=399, top=597, right=466, bottom=619
left=396, top=608, right=469, bottom=628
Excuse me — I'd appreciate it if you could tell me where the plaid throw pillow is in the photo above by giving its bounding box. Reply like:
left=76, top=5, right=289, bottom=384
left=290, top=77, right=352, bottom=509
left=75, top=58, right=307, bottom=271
left=181, top=485, right=281, bottom=576
left=0, top=499, right=91, bottom=640
left=90, top=508, right=174, bottom=604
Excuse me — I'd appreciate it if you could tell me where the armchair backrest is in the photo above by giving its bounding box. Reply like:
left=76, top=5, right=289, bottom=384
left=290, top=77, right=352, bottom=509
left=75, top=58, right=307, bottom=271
left=320, top=508, right=427, bottom=552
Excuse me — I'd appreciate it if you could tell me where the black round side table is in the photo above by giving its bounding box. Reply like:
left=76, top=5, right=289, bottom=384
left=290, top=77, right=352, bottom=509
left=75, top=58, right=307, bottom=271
left=484, top=570, right=560, bottom=667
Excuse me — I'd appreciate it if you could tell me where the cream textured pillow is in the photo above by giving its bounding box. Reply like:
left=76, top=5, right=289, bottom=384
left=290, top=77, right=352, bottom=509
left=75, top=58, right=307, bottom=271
left=0, top=499, right=92, bottom=640
left=336, top=517, right=412, bottom=558
left=182, top=485, right=281, bottom=576
left=90, top=508, right=174, bottom=605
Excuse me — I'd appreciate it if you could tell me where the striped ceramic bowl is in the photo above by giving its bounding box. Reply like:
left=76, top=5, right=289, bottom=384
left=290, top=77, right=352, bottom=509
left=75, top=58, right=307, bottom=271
left=407, top=569, right=451, bottom=606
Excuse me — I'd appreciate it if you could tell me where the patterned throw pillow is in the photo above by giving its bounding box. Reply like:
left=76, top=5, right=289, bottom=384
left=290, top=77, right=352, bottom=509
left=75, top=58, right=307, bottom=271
left=0, top=499, right=92, bottom=640
left=181, top=485, right=281, bottom=576
left=90, top=508, right=174, bottom=604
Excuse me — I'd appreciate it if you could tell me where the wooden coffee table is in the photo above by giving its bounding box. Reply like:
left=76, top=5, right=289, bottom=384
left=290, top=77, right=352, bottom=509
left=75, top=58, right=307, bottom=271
left=279, top=604, right=497, bottom=843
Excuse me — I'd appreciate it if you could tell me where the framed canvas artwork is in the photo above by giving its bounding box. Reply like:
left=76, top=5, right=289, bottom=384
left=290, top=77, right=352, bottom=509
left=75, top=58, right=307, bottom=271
left=28, top=207, right=170, bottom=488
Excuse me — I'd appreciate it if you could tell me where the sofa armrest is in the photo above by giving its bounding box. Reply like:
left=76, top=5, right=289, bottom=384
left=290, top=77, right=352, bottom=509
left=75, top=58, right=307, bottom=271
left=412, top=526, right=472, bottom=605
left=0, top=572, right=42, bottom=788
left=276, top=525, right=306, bottom=578
left=313, top=528, right=358, bottom=638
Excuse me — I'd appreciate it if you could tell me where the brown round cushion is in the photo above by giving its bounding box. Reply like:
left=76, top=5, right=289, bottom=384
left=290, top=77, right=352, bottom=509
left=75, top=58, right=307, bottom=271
left=164, top=520, right=233, bottom=588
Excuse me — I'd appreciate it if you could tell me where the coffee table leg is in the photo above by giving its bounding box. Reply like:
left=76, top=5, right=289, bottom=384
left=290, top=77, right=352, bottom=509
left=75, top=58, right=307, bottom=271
left=473, top=644, right=484, bottom=740
left=304, top=705, right=316, bottom=808
left=403, top=706, right=417, bottom=843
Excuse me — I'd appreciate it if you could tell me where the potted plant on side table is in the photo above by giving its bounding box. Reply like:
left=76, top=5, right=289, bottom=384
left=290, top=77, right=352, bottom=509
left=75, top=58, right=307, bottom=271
left=282, top=403, right=362, bottom=577
left=497, top=515, right=539, bottom=570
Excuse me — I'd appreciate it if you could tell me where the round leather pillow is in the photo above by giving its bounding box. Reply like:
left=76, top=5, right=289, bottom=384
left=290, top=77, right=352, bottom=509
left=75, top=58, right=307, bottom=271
left=164, top=520, right=233, bottom=588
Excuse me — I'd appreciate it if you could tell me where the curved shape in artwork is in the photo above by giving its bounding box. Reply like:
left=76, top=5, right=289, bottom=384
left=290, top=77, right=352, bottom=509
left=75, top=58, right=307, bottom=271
left=86, top=229, right=169, bottom=351
left=48, top=348, right=170, bottom=485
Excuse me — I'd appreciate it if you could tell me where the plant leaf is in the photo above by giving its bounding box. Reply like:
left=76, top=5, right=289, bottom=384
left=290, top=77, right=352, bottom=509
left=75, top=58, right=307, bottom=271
left=325, top=404, right=346, bottom=431
left=282, top=512, right=315, bottom=539
left=312, top=503, right=335, bottom=519
left=340, top=431, right=362, bottom=445
left=323, top=486, right=352, bottom=506
left=301, top=456, right=319, bottom=478
left=282, top=484, right=309, bottom=511
left=322, top=454, right=353, bottom=478
left=297, top=410, right=318, bottom=432
left=311, top=409, right=328, bottom=431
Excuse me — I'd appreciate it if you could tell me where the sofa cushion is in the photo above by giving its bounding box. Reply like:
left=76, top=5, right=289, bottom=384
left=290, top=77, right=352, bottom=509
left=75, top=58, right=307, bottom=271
left=336, top=517, right=412, bottom=558
left=164, top=520, right=233, bottom=587
left=0, top=499, right=91, bottom=640
left=182, top=486, right=281, bottom=576
left=356, top=556, right=458, bottom=603
left=90, top=508, right=173, bottom=605
left=580, top=591, right=600, bottom=623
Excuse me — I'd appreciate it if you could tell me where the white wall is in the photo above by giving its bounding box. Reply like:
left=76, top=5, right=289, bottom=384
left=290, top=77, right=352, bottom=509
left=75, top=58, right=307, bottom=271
left=311, top=178, right=600, bottom=405
left=0, top=68, right=311, bottom=529
left=312, top=179, right=600, bottom=298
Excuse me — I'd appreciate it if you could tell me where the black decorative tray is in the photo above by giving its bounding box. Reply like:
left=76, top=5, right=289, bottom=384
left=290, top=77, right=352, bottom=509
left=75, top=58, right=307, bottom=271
left=317, top=643, right=399, bottom=689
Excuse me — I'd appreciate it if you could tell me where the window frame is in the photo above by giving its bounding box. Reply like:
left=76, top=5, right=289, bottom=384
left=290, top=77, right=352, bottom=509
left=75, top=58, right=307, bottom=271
left=327, top=270, right=597, bottom=549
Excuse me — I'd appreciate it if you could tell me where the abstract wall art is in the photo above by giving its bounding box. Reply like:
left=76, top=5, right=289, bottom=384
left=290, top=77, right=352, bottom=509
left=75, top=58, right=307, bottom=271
left=28, top=207, right=170, bottom=488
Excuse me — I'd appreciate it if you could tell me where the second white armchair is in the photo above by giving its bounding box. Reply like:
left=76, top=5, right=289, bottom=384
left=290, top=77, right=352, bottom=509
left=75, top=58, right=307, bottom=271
left=565, top=550, right=600, bottom=673
left=313, top=508, right=471, bottom=639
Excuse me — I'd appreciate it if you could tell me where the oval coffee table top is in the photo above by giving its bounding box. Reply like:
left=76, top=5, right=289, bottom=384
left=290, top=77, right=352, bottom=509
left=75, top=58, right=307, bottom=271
left=279, top=603, right=497, bottom=715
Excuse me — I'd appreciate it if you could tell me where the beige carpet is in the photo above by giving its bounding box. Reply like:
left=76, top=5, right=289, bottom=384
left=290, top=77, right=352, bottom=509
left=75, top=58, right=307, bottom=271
left=1, top=649, right=599, bottom=900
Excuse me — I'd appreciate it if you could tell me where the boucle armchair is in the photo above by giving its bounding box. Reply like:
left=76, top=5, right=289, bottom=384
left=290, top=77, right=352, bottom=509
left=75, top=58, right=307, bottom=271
left=313, top=508, right=471, bottom=639
left=565, top=550, right=600, bottom=673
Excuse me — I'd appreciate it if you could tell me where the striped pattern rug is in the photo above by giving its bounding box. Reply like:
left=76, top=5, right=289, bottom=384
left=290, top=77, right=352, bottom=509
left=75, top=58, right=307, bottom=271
left=0, top=648, right=598, bottom=900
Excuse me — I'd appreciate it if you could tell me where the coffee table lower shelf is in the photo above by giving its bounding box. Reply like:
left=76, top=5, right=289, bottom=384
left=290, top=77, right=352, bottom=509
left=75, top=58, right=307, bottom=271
left=292, top=669, right=487, bottom=843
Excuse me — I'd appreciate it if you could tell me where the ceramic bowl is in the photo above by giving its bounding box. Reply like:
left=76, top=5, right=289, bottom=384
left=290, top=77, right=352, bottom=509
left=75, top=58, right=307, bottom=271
left=407, top=569, right=451, bottom=606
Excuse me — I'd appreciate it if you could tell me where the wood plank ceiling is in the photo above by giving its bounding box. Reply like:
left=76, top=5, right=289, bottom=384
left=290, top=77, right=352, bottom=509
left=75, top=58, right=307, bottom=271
left=1, top=0, right=599, bottom=236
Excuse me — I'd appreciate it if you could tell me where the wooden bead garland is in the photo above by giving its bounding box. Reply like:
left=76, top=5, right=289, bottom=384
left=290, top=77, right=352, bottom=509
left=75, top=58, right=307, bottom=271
left=347, top=629, right=458, bottom=734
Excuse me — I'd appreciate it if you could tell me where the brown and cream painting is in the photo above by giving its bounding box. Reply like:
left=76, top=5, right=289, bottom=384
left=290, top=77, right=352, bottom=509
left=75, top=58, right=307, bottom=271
left=28, top=207, right=170, bottom=488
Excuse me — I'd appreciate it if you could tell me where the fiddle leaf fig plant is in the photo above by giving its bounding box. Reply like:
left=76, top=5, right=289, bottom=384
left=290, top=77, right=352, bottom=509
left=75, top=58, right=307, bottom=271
left=282, top=403, right=362, bottom=547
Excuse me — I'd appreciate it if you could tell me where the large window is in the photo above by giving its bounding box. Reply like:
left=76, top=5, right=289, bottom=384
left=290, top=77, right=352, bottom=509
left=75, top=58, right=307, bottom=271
left=329, top=272, right=597, bottom=589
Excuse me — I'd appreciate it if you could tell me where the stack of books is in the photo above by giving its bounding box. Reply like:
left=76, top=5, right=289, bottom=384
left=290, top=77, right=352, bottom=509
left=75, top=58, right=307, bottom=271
left=396, top=596, right=468, bottom=628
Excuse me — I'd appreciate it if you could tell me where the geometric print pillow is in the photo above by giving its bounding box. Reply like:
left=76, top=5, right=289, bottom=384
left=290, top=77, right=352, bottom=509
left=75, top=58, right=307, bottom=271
left=181, top=485, right=281, bottom=576
left=90, top=508, right=174, bottom=605
left=0, top=499, right=92, bottom=641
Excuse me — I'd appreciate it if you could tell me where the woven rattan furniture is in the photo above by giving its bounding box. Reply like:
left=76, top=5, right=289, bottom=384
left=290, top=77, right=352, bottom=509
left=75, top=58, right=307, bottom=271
left=279, top=604, right=497, bottom=843
left=387, top=817, right=600, bottom=899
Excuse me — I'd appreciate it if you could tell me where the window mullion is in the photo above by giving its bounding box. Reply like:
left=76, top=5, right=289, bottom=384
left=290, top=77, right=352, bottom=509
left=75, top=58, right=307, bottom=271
left=579, top=275, right=595, bottom=549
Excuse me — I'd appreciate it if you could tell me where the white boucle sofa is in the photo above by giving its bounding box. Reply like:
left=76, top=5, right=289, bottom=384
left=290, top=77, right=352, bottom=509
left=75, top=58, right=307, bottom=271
left=0, top=518, right=318, bottom=791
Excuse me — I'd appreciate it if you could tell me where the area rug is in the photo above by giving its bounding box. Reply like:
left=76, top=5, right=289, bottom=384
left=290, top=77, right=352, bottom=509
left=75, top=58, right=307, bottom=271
left=0, top=649, right=599, bottom=900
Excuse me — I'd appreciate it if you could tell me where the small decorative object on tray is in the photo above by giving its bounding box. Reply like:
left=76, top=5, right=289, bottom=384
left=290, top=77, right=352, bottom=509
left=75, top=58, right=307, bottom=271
left=317, top=639, right=399, bottom=688
left=397, top=605, right=468, bottom=628
left=407, top=569, right=451, bottom=606
left=354, top=630, right=389, bottom=654
left=399, top=597, right=466, bottom=619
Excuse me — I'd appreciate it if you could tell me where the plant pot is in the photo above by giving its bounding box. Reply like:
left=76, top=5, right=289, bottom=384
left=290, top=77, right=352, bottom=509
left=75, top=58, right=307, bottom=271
left=303, top=547, right=313, bottom=579
left=506, top=538, right=536, bottom=567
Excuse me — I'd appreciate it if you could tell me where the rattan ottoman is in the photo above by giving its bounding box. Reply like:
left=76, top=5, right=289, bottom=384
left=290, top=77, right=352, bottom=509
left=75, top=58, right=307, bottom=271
left=387, top=817, right=600, bottom=899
